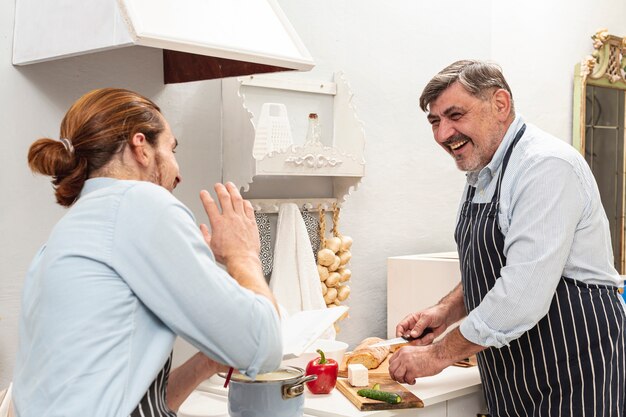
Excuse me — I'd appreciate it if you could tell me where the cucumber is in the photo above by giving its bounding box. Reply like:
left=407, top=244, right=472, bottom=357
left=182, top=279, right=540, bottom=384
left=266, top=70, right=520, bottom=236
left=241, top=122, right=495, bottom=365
left=357, top=388, right=402, bottom=404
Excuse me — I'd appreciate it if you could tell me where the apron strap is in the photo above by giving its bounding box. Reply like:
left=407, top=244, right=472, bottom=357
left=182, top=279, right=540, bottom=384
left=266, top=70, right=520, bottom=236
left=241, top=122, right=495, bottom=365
left=492, top=124, right=526, bottom=202
left=464, top=124, right=527, bottom=205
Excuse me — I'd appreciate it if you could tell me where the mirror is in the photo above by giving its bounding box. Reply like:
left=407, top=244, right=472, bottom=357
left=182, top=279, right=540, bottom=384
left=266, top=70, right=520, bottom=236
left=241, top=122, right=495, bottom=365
left=573, top=29, right=626, bottom=273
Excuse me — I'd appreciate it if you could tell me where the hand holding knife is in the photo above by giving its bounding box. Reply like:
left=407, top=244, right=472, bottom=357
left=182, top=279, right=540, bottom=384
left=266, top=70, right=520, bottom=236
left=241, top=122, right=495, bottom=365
left=369, top=328, right=434, bottom=348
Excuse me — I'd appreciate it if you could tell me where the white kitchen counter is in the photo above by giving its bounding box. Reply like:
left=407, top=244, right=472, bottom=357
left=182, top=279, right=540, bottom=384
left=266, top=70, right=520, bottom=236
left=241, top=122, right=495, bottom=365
left=184, top=366, right=485, bottom=417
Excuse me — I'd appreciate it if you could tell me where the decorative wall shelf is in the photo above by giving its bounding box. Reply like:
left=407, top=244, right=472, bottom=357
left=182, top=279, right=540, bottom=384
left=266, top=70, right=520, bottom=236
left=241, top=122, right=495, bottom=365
left=222, top=72, right=365, bottom=212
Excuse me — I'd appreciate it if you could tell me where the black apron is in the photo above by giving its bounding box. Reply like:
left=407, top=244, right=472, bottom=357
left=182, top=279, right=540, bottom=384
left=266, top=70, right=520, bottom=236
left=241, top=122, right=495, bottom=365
left=455, top=124, right=626, bottom=416
left=129, top=353, right=176, bottom=417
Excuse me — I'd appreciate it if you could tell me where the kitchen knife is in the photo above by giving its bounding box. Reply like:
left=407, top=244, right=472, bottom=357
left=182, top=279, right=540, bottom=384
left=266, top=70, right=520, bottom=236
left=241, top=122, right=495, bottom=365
left=369, top=329, right=433, bottom=348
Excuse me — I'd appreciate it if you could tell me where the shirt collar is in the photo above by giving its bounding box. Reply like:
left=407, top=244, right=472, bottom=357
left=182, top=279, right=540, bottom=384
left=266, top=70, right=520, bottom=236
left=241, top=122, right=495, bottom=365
left=79, top=177, right=121, bottom=199
left=466, top=115, right=524, bottom=185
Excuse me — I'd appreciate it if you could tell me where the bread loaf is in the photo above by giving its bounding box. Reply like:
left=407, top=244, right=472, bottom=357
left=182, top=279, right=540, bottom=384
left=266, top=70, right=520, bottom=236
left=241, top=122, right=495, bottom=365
left=390, top=342, right=409, bottom=353
left=344, top=337, right=390, bottom=369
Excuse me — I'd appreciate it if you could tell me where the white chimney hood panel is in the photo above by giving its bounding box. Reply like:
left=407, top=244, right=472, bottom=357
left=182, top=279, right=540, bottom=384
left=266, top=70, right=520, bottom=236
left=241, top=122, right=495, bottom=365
left=13, top=0, right=315, bottom=72
left=13, top=0, right=135, bottom=65
left=121, top=0, right=313, bottom=69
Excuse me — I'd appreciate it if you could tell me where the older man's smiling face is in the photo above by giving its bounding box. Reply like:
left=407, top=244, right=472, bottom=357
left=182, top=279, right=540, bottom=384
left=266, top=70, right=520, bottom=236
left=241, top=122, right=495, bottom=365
left=427, top=82, right=507, bottom=172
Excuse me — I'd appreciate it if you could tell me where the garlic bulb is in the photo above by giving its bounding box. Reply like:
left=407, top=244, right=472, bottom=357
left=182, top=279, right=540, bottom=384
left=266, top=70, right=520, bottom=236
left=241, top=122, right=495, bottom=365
left=325, top=236, right=341, bottom=253
left=317, top=248, right=335, bottom=266
left=340, top=235, right=353, bottom=251
left=324, top=287, right=338, bottom=304
left=338, top=268, right=352, bottom=283
left=315, top=208, right=353, bottom=316
left=328, top=255, right=341, bottom=272
left=338, top=250, right=352, bottom=266
left=325, top=272, right=340, bottom=288
left=317, top=265, right=329, bottom=281
left=337, top=284, right=350, bottom=301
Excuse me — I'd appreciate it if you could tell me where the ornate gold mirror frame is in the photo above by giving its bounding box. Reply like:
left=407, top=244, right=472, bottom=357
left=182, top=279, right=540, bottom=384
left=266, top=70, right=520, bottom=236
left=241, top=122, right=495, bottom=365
left=573, top=29, right=626, bottom=273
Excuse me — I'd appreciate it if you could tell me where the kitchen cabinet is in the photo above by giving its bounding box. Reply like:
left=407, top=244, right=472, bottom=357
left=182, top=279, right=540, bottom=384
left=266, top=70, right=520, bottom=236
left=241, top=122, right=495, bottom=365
left=183, top=365, right=485, bottom=417
left=221, top=72, right=365, bottom=212
left=447, top=391, right=486, bottom=417
left=387, top=252, right=460, bottom=339
left=387, top=252, right=461, bottom=338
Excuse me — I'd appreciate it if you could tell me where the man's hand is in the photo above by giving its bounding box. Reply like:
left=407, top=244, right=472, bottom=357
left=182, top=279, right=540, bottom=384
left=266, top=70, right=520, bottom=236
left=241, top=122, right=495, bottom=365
left=396, top=306, right=448, bottom=346
left=199, top=182, right=279, bottom=313
left=396, top=283, right=467, bottom=346
left=389, top=328, right=485, bottom=385
left=388, top=345, right=446, bottom=384
left=199, top=182, right=260, bottom=266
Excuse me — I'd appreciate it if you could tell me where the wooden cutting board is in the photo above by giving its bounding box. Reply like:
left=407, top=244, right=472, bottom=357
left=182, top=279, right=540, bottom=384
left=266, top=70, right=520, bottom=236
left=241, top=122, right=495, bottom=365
left=335, top=376, right=424, bottom=411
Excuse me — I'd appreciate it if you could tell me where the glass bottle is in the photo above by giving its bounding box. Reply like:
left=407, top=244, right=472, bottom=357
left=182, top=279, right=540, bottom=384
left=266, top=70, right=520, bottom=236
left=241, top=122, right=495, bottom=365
left=304, top=113, right=321, bottom=146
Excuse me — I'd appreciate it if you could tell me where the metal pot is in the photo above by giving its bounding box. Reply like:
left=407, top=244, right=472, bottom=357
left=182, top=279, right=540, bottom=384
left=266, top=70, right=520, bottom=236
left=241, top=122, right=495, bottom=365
left=221, top=366, right=316, bottom=417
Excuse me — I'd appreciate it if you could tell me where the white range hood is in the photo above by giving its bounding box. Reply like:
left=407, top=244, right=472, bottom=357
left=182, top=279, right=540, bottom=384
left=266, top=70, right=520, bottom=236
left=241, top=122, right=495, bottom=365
left=13, top=0, right=314, bottom=82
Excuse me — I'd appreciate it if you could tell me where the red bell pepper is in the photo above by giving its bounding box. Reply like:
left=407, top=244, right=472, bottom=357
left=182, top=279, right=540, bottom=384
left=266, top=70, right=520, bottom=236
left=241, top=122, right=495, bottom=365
left=305, top=349, right=338, bottom=394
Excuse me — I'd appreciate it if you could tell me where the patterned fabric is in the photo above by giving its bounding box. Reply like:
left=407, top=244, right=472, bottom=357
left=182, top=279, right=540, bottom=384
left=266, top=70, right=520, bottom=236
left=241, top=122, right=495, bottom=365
left=129, top=353, right=176, bottom=417
left=455, top=125, right=626, bottom=416
left=255, top=210, right=320, bottom=277
left=301, top=210, right=320, bottom=261
left=255, top=212, right=273, bottom=278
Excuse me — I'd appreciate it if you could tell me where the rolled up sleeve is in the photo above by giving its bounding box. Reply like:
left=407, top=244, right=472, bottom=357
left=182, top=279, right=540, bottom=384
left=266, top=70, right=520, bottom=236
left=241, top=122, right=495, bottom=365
left=112, top=184, right=282, bottom=377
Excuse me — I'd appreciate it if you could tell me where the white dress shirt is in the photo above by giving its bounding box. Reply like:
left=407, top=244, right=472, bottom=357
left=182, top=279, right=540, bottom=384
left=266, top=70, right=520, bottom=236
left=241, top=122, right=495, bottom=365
left=13, top=178, right=282, bottom=417
left=459, top=116, right=622, bottom=348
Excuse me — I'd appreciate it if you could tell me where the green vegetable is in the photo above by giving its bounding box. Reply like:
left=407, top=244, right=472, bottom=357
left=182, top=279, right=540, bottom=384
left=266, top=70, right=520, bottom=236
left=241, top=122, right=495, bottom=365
left=357, top=388, right=402, bottom=404
left=372, top=383, right=380, bottom=391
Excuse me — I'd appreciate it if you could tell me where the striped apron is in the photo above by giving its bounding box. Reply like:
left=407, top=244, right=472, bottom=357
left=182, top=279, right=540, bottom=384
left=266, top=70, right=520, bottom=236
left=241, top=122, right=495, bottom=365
left=129, top=353, right=176, bottom=417
left=455, top=124, right=626, bottom=416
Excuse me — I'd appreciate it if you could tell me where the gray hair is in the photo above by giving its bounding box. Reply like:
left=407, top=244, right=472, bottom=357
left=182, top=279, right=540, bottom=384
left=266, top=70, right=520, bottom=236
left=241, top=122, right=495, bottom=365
left=419, top=60, right=514, bottom=114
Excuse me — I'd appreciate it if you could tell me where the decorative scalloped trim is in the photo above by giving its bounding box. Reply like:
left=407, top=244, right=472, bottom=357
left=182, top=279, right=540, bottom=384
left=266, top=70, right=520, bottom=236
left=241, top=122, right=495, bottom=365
left=586, top=29, right=626, bottom=84
left=284, top=154, right=343, bottom=168
left=257, top=142, right=363, bottom=165
left=332, top=71, right=365, bottom=205
left=335, top=71, right=367, bottom=165
left=236, top=78, right=256, bottom=191
left=338, top=181, right=362, bottom=206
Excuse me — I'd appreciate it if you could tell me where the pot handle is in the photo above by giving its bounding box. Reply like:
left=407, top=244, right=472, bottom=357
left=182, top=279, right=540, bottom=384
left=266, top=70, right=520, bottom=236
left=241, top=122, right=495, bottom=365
left=282, top=374, right=317, bottom=399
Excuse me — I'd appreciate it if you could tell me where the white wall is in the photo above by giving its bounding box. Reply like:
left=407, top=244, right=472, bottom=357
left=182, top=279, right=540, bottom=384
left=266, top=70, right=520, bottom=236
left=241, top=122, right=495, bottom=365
left=1, top=0, right=625, bottom=388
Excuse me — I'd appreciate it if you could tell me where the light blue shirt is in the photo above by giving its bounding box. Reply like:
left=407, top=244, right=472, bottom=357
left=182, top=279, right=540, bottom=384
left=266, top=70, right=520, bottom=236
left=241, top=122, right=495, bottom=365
left=459, top=116, right=622, bottom=348
left=13, top=178, right=282, bottom=417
